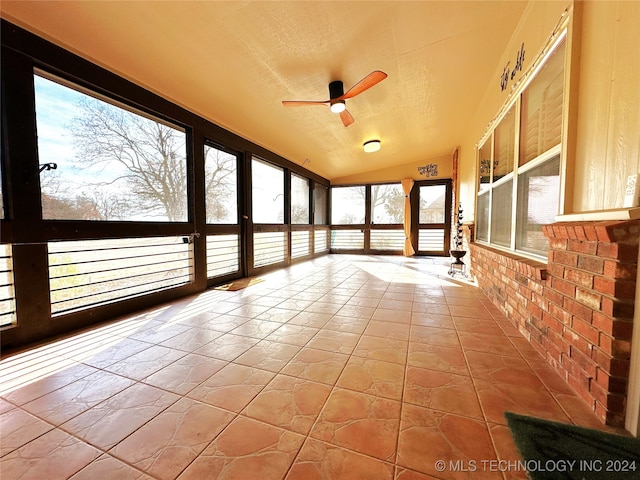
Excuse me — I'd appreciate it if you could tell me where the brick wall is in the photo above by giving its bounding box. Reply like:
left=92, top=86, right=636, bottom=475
left=470, top=219, right=638, bottom=427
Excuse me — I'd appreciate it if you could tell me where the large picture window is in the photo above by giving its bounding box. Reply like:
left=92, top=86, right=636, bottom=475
left=331, top=186, right=365, bottom=224
left=291, top=174, right=310, bottom=224
left=35, top=72, right=188, bottom=222
left=371, top=184, right=404, bottom=224
left=314, top=184, right=328, bottom=225
left=251, top=158, right=284, bottom=224
left=476, top=37, right=565, bottom=258
left=204, top=145, right=237, bottom=224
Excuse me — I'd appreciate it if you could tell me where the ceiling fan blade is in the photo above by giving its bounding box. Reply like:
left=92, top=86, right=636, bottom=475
left=282, top=100, right=329, bottom=107
left=341, top=71, right=388, bottom=100
left=340, top=109, right=354, bottom=127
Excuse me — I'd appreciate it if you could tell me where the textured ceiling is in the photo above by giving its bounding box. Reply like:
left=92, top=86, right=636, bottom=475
left=1, top=1, right=527, bottom=181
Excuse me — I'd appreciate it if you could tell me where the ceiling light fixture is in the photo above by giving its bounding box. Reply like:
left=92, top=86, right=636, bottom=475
left=363, top=140, right=381, bottom=153
left=330, top=100, right=346, bottom=113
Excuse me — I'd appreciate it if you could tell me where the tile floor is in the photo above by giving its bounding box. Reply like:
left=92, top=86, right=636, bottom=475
left=0, top=255, right=614, bottom=480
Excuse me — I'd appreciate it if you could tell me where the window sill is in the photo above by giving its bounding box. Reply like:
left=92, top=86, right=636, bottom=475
left=469, top=242, right=548, bottom=281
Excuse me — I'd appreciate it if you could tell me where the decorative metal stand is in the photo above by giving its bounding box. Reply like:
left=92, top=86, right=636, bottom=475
left=449, top=204, right=467, bottom=277
left=448, top=250, right=467, bottom=277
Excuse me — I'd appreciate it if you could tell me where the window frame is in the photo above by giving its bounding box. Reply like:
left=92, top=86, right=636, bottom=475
left=475, top=27, right=570, bottom=261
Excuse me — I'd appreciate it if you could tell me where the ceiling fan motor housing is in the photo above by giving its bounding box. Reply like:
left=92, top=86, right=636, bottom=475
left=329, top=80, right=344, bottom=100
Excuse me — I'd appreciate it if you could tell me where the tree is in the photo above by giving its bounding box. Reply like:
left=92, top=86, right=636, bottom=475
left=361, top=184, right=404, bottom=224
left=380, top=187, right=404, bottom=223
left=69, top=97, right=188, bottom=221
left=204, top=146, right=237, bottom=223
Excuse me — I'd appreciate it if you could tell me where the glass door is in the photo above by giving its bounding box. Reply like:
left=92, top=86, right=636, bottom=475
left=411, top=180, right=452, bottom=255
left=249, top=157, right=287, bottom=274
left=204, top=142, right=244, bottom=285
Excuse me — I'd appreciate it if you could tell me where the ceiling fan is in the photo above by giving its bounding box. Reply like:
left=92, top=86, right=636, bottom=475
left=282, top=70, right=387, bottom=127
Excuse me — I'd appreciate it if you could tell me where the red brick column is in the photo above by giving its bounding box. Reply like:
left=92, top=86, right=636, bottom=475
left=470, top=218, right=638, bottom=427
left=543, top=220, right=637, bottom=426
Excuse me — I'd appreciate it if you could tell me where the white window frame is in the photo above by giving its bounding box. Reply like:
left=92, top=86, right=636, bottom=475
left=475, top=24, right=570, bottom=262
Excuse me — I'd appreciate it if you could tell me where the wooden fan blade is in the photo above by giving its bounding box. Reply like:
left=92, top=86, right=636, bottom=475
left=341, top=71, right=387, bottom=100
left=282, top=100, right=329, bottom=107
left=340, top=109, right=354, bottom=127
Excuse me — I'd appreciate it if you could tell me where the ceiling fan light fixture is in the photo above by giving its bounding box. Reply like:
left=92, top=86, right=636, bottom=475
left=363, top=140, right=381, bottom=153
left=330, top=100, right=346, bottom=113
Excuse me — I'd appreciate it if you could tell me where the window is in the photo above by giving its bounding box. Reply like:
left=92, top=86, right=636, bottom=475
left=371, top=184, right=403, bottom=224
left=205, top=145, right=237, bottom=224
left=331, top=186, right=365, bottom=224
left=516, top=154, right=560, bottom=254
left=370, top=183, right=404, bottom=252
left=34, top=73, right=188, bottom=222
left=291, top=174, right=310, bottom=224
left=314, top=184, right=328, bottom=224
left=252, top=158, right=284, bottom=224
left=476, top=38, right=566, bottom=258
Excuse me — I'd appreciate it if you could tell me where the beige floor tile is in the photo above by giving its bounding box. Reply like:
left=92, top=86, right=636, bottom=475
left=178, top=417, right=304, bottom=480
left=110, top=398, right=234, bottom=480
left=353, top=335, right=409, bottom=364
left=404, top=367, right=483, bottom=419
left=281, top=348, right=349, bottom=385
left=465, top=351, right=543, bottom=388
left=395, top=466, right=442, bottom=479
left=322, top=315, right=369, bottom=334
left=334, top=304, right=376, bottom=319
left=193, top=333, right=259, bottom=360
left=364, top=321, right=411, bottom=341
left=255, top=307, right=299, bottom=323
left=411, top=312, right=455, bottom=329
left=61, top=383, right=179, bottom=449
left=69, top=454, right=155, bottom=480
left=458, top=332, right=520, bottom=357
left=143, top=353, right=227, bottom=395
left=159, top=327, right=223, bottom=352
left=104, top=345, right=186, bottom=381
left=311, top=388, right=401, bottom=462
left=397, top=404, right=500, bottom=479
left=187, top=363, right=274, bottom=412
left=2, top=363, right=98, bottom=406
left=306, top=330, right=360, bottom=354
left=1, top=428, right=101, bottom=480
left=286, top=438, right=394, bottom=480
left=407, top=343, right=469, bottom=375
left=474, top=379, right=571, bottom=425
left=243, top=374, right=331, bottom=434
left=234, top=340, right=301, bottom=372
left=372, top=308, right=413, bottom=323
left=266, top=324, right=320, bottom=346
left=0, top=407, right=54, bottom=457
left=410, top=326, right=461, bottom=348
left=229, top=319, right=283, bottom=339
left=337, top=356, right=405, bottom=400
left=22, top=370, right=134, bottom=425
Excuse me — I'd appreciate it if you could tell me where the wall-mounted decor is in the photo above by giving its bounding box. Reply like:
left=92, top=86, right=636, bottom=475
left=500, top=42, right=525, bottom=91
left=418, top=164, right=438, bottom=177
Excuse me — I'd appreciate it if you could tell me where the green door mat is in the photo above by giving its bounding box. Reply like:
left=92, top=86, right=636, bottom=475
left=505, top=412, right=640, bottom=479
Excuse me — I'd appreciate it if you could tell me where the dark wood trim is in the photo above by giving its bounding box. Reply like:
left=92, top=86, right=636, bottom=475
left=410, top=178, right=453, bottom=256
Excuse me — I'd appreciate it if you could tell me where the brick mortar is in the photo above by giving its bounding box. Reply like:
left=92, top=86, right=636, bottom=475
left=469, top=219, right=638, bottom=428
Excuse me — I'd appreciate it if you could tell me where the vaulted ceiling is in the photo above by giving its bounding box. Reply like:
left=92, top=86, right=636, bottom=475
left=1, top=1, right=527, bottom=181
